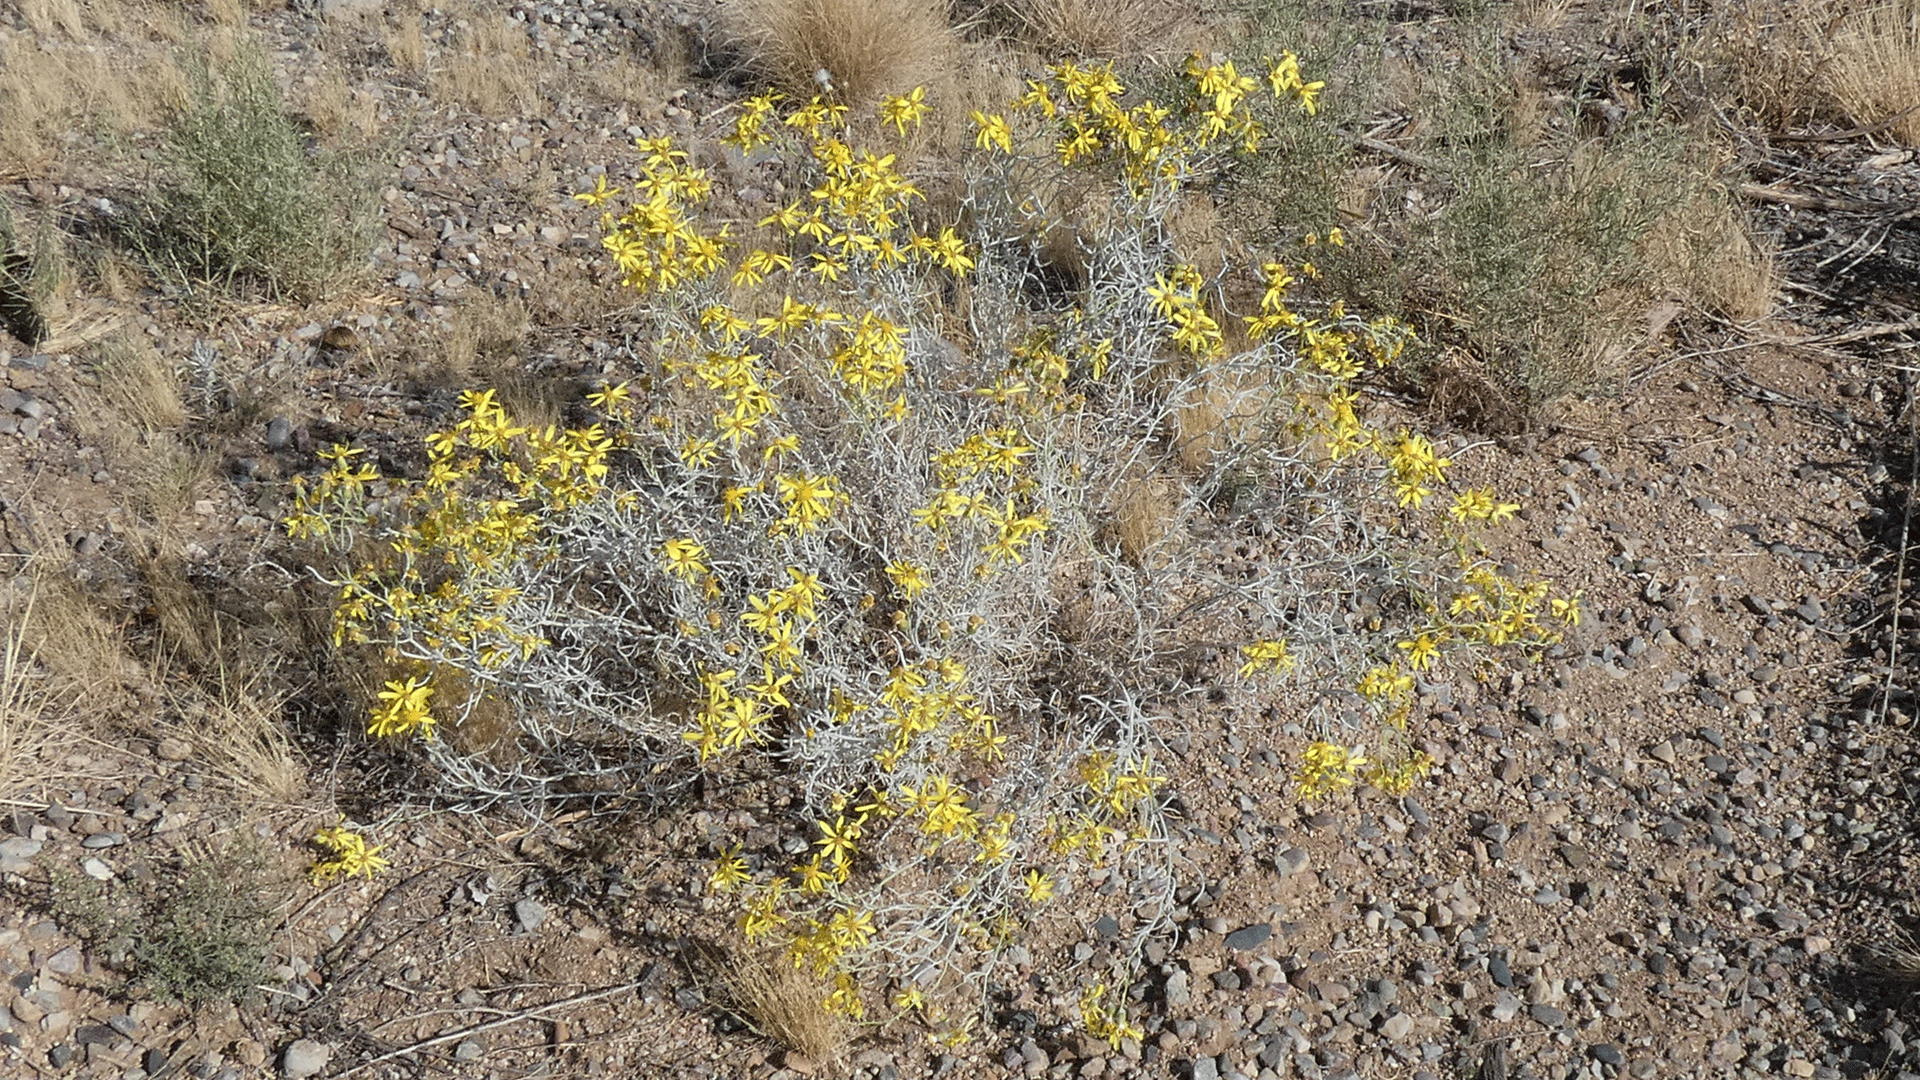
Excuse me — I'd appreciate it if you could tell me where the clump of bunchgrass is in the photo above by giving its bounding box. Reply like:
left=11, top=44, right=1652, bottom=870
left=287, top=57, right=1578, bottom=1047
left=725, top=0, right=959, bottom=105
left=695, top=943, right=850, bottom=1065
left=1827, top=0, right=1920, bottom=144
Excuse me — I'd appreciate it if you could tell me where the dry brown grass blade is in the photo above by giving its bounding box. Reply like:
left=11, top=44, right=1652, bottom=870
left=153, top=645, right=306, bottom=805
left=998, top=0, right=1187, bottom=58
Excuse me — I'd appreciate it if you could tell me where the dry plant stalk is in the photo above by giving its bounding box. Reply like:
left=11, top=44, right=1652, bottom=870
left=1827, top=0, right=1920, bottom=144
left=154, top=649, right=305, bottom=805
left=91, top=338, right=189, bottom=433
left=22, top=0, right=87, bottom=39
left=385, top=11, right=427, bottom=77
left=0, top=592, right=77, bottom=807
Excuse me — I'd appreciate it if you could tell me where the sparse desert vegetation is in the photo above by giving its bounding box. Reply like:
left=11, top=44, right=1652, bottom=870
left=0, top=1, right=1918, bottom=1078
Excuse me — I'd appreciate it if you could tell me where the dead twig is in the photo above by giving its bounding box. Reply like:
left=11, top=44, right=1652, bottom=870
left=333, top=977, right=647, bottom=1078
left=1740, top=182, right=1879, bottom=214
left=1772, top=102, right=1920, bottom=143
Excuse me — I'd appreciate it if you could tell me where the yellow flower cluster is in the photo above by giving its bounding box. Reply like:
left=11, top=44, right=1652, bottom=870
left=285, top=391, right=601, bottom=714
left=1293, top=741, right=1369, bottom=800
left=578, top=136, right=727, bottom=294
left=309, top=823, right=389, bottom=883
left=1237, top=639, right=1297, bottom=679
left=1079, top=982, right=1145, bottom=1049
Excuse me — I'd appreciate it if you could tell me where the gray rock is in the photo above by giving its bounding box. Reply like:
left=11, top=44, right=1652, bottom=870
left=1380, top=1013, right=1412, bottom=1040
left=1224, top=924, right=1272, bottom=951
left=1165, top=968, right=1191, bottom=1007
left=1529, top=1004, right=1567, bottom=1026
left=282, top=1039, right=331, bottom=1079
left=1273, top=848, right=1309, bottom=877
left=1191, top=1056, right=1219, bottom=1080
left=453, top=1038, right=484, bottom=1061
left=0, top=836, right=43, bottom=871
left=43, top=946, right=81, bottom=976
left=74, top=1022, right=117, bottom=1045
left=81, top=832, right=125, bottom=849
left=265, top=417, right=293, bottom=450
left=1590, top=1043, right=1624, bottom=1065
left=80, top=857, right=112, bottom=880
left=515, top=898, right=547, bottom=932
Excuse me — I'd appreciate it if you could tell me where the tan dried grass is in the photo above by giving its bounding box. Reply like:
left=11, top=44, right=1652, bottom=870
left=90, top=337, right=188, bottom=434
left=0, top=592, right=78, bottom=807
left=695, top=944, right=847, bottom=1065
left=1828, top=0, right=1920, bottom=144
left=998, top=0, right=1182, bottom=58
left=1111, top=475, right=1183, bottom=569
left=726, top=0, right=958, bottom=104
left=384, top=10, right=427, bottom=77
left=1644, top=193, right=1776, bottom=323
left=22, top=0, right=87, bottom=39
left=153, top=638, right=305, bottom=804
left=437, top=10, right=538, bottom=115
left=1697, top=0, right=1841, bottom=134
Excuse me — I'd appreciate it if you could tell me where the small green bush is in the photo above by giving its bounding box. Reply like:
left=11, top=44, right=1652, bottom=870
left=135, top=38, right=373, bottom=301
left=51, top=839, right=279, bottom=1004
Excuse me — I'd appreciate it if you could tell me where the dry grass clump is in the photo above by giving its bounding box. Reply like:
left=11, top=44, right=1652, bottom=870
left=1644, top=190, right=1776, bottom=323
left=12, top=569, right=134, bottom=707
left=154, top=648, right=306, bottom=804
left=725, top=0, right=958, bottom=104
left=437, top=9, right=539, bottom=115
left=995, top=0, right=1184, bottom=58
left=1110, top=475, right=1184, bottom=569
left=696, top=945, right=848, bottom=1066
left=384, top=10, right=428, bottom=76
left=0, top=38, right=165, bottom=180
left=0, top=593, right=82, bottom=808
left=21, top=0, right=88, bottom=38
left=1687, top=1, right=1841, bottom=134
left=1827, top=0, right=1920, bottom=144
left=90, top=338, right=189, bottom=433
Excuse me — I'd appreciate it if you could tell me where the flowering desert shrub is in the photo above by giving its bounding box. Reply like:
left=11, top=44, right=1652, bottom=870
left=286, top=53, right=1577, bottom=1045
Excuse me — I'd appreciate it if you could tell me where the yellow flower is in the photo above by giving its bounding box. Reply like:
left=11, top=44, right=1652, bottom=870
left=309, top=823, right=390, bottom=883
left=368, top=676, right=435, bottom=739
left=970, top=110, right=1012, bottom=153
left=1397, top=632, right=1441, bottom=671
left=709, top=844, right=751, bottom=893
left=885, top=561, right=929, bottom=600
left=880, top=87, right=930, bottom=135
left=1550, top=592, right=1583, bottom=626
left=1021, top=868, right=1055, bottom=903
left=573, top=174, right=619, bottom=207
left=1237, top=639, right=1296, bottom=679
left=661, top=538, right=708, bottom=582
left=816, top=814, right=862, bottom=866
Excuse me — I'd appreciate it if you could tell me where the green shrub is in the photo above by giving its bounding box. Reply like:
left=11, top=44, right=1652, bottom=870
left=51, top=839, right=280, bottom=1004
left=287, top=56, right=1576, bottom=1044
left=135, top=38, right=373, bottom=301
